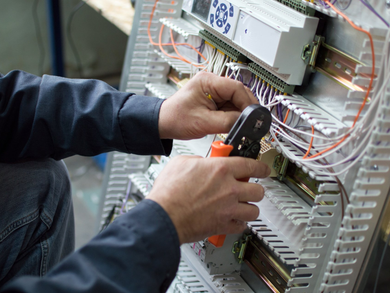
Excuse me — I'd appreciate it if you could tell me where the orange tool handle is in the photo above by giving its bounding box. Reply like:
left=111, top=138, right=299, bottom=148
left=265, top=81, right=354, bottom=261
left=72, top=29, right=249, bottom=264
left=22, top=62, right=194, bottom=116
left=210, top=141, right=249, bottom=183
left=208, top=141, right=233, bottom=247
left=209, top=141, right=234, bottom=158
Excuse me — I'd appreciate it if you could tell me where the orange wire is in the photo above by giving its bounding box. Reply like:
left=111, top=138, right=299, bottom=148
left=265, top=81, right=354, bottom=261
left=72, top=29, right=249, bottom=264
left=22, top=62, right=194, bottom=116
left=169, top=29, right=206, bottom=67
left=158, top=24, right=184, bottom=61
left=158, top=25, right=204, bottom=68
left=303, top=125, right=315, bottom=159
left=325, top=1, right=375, bottom=128
left=170, top=29, right=192, bottom=63
left=283, top=109, right=290, bottom=124
left=170, top=29, right=208, bottom=61
left=148, top=0, right=167, bottom=46
left=305, top=0, right=376, bottom=160
left=147, top=0, right=207, bottom=62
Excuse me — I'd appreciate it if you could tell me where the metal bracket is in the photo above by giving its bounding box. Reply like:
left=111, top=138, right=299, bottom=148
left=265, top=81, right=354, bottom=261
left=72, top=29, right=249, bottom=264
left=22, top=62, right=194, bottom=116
left=273, top=154, right=289, bottom=181
left=301, top=35, right=325, bottom=68
left=302, top=35, right=370, bottom=91
left=232, top=234, right=252, bottom=263
left=315, top=41, right=368, bottom=91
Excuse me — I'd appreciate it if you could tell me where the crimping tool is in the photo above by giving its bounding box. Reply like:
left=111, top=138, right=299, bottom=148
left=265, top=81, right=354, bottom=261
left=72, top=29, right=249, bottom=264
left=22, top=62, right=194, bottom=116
left=208, top=104, right=272, bottom=247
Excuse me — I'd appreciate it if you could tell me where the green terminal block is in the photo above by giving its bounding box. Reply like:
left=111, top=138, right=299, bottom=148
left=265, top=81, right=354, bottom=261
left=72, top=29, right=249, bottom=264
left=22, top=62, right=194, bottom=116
left=248, top=63, right=295, bottom=94
left=199, top=30, right=247, bottom=63
left=276, top=0, right=315, bottom=16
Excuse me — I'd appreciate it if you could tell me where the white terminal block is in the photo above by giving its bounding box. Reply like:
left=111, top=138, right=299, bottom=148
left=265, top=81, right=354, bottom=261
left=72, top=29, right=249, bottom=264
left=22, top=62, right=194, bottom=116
left=183, top=0, right=318, bottom=85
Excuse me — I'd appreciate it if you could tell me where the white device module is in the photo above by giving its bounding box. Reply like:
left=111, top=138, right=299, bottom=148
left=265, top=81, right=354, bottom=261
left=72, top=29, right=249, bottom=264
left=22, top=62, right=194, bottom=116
left=233, top=1, right=318, bottom=85
left=183, top=0, right=318, bottom=85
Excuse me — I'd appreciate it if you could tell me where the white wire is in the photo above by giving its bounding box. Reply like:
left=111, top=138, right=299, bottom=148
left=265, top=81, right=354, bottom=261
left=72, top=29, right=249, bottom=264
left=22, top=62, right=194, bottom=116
left=271, top=47, right=389, bottom=141
left=251, top=77, right=258, bottom=91
left=270, top=128, right=370, bottom=175
left=274, top=61, right=389, bottom=146
left=234, top=68, right=241, bottom=80
left=274, top=128, right=318, bottom=149
left=272, top=124, right=340, bottom=149
left=272, top=113, right=352, bottom=141
left=274, top=116, right=371, bottom=164
left=269, top=31, right=390, bottom=176
left=272, top=62, right=390, bottom=175
left=218, top=56, right=228, bottom=76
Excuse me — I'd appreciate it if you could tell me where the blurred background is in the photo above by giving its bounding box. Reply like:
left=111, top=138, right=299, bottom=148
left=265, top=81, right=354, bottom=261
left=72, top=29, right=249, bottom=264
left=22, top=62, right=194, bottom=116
left=0, top=0, right=128, bottom=80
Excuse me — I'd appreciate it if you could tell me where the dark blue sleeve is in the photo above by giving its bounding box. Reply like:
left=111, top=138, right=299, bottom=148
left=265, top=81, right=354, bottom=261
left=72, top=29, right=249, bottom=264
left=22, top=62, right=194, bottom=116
left=0, top=70, right=172, bottom=162
left=0, top=200, right=181, bottom=293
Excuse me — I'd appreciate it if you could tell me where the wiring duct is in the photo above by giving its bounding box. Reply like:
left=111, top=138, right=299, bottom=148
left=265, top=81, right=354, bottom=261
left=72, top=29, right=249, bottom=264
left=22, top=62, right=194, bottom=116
left=269, top=2, right=386, bottom=178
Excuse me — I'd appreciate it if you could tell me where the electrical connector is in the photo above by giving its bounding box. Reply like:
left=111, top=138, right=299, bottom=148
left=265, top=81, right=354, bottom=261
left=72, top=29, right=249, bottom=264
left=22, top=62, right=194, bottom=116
left=248, top=62, right=295, bottom=94
left=199, top=30, right=247, bottom=62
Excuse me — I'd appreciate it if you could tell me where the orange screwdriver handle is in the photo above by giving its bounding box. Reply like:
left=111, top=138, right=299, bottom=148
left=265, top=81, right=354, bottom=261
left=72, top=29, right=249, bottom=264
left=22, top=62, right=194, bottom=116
left=208, top=141, right=233, bottom=248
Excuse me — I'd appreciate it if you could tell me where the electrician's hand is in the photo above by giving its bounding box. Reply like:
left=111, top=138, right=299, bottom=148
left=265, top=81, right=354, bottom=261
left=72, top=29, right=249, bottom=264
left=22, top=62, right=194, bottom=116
left=158, top=71, right=258, bottom=140
left=147, top=155, right=271, bottom=244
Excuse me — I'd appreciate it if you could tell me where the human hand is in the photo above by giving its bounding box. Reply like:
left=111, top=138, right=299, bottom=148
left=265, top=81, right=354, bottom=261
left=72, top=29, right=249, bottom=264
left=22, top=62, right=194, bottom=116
left=147, top=156, right=271, bottom=244
left=158, top=71, right=258, bottom=140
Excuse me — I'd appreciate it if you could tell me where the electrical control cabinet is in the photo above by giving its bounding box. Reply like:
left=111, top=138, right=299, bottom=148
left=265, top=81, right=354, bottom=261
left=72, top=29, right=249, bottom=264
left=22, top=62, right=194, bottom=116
left=98, top=0, right=390, bottom=292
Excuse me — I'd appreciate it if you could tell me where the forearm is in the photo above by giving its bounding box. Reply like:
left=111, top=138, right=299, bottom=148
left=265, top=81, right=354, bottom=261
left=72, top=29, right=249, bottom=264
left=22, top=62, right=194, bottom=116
left=0, top=70, right=172, bottom=162
left=0, top=200, right=180, bottom=293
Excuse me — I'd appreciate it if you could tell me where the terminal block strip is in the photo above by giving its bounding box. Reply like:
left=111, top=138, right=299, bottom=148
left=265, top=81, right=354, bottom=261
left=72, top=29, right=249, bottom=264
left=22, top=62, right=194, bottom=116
left=199, top=30, right=247, bottom=63
left=275, top=0, right=315, bottom=15
left=248, top=63, right=295, bottom=94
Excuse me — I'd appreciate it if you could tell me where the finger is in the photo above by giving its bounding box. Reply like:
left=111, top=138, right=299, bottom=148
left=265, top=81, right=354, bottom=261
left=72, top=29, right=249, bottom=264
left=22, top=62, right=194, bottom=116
left=195, top=72, right=257, bottom=111
left=216, top=101, right=240, bottom=112
left=170, top=155, right=203, bottom=164
left=217, top=89, right=258, bottom=111
left=236, top=181, right=264, bottom=203
left=244, top=86, right=259, bottom=104
left=216, top=157, right=271, bottom=179
left=200, top=110, right=240, bottom=134
left=224, top=219, right=247, bottom=235
left=234, top=202, right=260, bottom=222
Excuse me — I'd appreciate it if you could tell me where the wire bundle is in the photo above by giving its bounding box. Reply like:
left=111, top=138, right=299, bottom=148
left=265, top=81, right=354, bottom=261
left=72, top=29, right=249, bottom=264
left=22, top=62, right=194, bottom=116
left=147, top=0, right=210, bottom=77
left=203, top=49, right=228, bottom=76
left=270, top=1, right=387, bottom=178
left=319, top=0, right=389, bottom=27
left=147, top=0, right=387, bottom=179
left=254, top=79, right=281, bottom=108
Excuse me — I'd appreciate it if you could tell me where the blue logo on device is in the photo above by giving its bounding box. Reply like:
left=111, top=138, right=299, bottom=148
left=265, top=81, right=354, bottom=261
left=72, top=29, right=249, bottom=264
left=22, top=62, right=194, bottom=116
left=210, top=2, right=233, bottom=34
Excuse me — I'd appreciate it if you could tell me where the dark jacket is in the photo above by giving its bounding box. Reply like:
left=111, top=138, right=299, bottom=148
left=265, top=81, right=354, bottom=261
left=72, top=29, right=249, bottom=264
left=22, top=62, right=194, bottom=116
left=0, top=70, right=180, bottom=292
